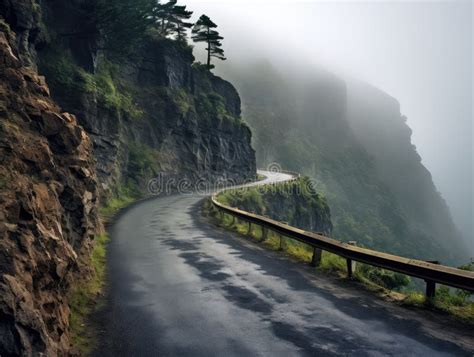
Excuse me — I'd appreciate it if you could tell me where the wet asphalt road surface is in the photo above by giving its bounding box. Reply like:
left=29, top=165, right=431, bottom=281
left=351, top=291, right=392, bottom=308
left=94, top=172, right=473, bottom=356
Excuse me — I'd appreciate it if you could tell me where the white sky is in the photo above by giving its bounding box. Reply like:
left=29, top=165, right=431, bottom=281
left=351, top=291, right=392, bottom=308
left=185, top=0, right=473, bottom=249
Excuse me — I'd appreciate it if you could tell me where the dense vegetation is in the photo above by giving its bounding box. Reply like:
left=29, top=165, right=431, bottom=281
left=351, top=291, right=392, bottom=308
left=218, top=177, right=332, bottom=234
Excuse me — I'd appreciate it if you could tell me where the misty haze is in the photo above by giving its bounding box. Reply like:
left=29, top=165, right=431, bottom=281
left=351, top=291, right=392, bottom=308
left=0, top=0, right=473, bottom=355
left=189, top=0, right=473, bottom=258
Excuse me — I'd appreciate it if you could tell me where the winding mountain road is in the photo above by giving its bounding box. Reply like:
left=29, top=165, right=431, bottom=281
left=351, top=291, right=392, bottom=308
left=94, top=171, right=473, bottom=356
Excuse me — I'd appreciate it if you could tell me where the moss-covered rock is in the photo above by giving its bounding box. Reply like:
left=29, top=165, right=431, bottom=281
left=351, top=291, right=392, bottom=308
left=218, top=177, right=333, bottom=235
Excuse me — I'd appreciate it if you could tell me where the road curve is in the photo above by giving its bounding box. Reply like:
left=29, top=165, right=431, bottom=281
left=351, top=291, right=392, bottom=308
left=94, top=171, right=473, bottom=356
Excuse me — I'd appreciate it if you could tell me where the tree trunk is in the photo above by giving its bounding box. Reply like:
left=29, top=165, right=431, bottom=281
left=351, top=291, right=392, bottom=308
left=207, top=28, right=211, bottom=69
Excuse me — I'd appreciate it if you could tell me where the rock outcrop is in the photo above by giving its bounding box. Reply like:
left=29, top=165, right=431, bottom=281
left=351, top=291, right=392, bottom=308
left=37, top=2, right=256, bottom=199
left=220, top=177, right=333, bottom=236
left=0, top=18, right=99, bottom=356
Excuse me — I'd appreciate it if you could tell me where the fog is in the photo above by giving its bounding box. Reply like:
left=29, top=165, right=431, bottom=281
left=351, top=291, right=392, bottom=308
left=185, top=0, right=473, bottom=253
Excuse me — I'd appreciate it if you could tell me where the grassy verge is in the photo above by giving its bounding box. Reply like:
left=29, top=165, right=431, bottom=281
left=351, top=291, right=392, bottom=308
left=204, top=200, right=474, bottom=325
left=69, top=188, right=144, bottom=354
left=98, top=193, right=136, bottom=221
left=69, top=233, right=109, bottom=355
left=402, top=287, right=474, bottom=324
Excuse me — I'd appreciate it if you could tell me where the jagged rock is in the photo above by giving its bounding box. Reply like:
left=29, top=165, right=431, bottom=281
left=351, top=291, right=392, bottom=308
left=0, top=13, right=99, bottom=356
left=39, top=30, right=256, bottom=200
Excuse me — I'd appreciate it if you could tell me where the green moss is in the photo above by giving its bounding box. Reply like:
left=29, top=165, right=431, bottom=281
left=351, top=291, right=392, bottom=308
left=91, top=62, right=144, bottom=119
left=39, top=48, right=143, bottom=119
left=40, top=49, right=87, bottom=95
left=69, top=233, right=110, bottom=355
left=98, top=192, right=135, bottom=218
left=194, top=92, right=238, bottom=124
left=172, top=89, right=192, bottom=115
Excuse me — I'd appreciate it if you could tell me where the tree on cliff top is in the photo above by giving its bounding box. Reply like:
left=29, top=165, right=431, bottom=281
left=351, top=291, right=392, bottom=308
left=152, top=0, right=193, bottom=41
left=97, top=0, right=155, bottom=59
left=171, top=5, right=193, bottom=42
left=191, top=15, right=226, bottom=70
left=152, top=0, right=177, bottom=36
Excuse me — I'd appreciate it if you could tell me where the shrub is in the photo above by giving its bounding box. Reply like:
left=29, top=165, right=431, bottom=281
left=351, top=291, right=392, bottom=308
left=358, top=264, right=410, bottom=291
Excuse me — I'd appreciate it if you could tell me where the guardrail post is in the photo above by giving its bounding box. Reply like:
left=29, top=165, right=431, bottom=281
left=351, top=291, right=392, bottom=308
left=348, top=241, right=357, bottom=273
left=310, top=247, right=322, bottom=267
left=279, top=234, right=284, bottom=251
left=346, top=258, right=353, bottom=278
left=261, top=226, right=268, bottom=242
left=425, top=280, right=436, bottom=299
left=247, top=222, right=252, bottom=235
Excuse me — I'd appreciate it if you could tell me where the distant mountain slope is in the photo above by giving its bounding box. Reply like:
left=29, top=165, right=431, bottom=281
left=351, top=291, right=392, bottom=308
left=346, top=80, right=465, bottom=262
left=222, top=62, right=467, bottom=265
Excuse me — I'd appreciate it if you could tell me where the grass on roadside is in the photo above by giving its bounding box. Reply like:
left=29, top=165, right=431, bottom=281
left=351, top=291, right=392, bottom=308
left=403, top=288, right=474, bottom=325
left=70, top=186, right=144, bottom=354
left=69, top=233, right=110, bottom=355
left=98, top=191, right=136, bottom=219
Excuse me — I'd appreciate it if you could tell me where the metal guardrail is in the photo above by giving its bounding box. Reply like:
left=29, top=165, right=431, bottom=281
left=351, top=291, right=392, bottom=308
left=211, top=173, right=474, bottom=298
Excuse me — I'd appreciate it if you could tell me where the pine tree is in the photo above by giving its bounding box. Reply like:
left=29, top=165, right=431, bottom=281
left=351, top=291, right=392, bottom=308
left=191, top=15, right=226, bottom=69
left=96, top=0, right=155, bottom=59
left=152, top=0, right=178, bottom=36
left=171, top=5, right=193, bottom=42
left=152, top=0, right=193, bottom=40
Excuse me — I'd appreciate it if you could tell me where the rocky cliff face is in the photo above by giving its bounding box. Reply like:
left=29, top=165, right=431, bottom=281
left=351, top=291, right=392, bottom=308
left=0, top=16, right=99, bottom=356
left=37, top=2, right=256, bottom=200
